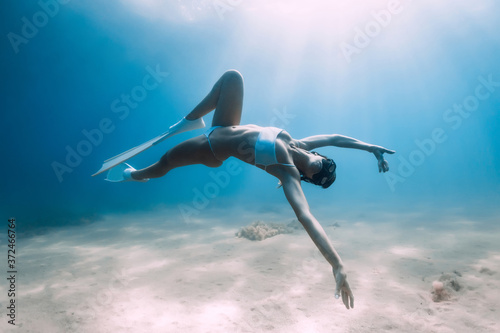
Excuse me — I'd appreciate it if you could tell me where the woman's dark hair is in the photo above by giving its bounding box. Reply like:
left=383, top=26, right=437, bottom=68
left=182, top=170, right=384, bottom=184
left=299, top=152, right=337, bottom=189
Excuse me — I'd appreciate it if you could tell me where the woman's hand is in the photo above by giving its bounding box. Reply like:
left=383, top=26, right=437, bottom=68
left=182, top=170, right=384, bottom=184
left=371, top=146, right=395, bottom=173
left=333, top=266, right=354, bottom=309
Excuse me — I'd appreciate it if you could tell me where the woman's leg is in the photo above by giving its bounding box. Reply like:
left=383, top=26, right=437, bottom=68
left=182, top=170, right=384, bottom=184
left=131, top=70, right=243, bottom=180
left=132, top=136, right=221, bottom=180
left=185, top=69, right=244, bottom=127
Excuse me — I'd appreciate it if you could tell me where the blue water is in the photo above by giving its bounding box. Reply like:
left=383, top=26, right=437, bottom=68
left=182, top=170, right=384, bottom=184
left=1, top=0, right=499, bottom=231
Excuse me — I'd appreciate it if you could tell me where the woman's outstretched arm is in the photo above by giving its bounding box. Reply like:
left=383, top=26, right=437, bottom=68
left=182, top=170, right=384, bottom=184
left=297, top=134, right=384, bottom=152
left=296, top=134, right=395, bottom=173
left=279, top=170, right=354, bottom=309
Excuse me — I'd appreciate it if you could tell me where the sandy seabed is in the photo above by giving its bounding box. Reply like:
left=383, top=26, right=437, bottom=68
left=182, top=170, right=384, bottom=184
left=1, top=211, right=499, bottom=333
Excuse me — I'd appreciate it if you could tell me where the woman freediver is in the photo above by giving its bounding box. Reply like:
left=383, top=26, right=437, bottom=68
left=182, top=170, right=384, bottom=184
left=106, top=69, right=395, bottom=309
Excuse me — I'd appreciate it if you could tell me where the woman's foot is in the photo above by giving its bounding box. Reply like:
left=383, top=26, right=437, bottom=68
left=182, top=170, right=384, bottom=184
left=169, top=117, right=205, bottom=135
left=105, top=163, right=149, bottom=183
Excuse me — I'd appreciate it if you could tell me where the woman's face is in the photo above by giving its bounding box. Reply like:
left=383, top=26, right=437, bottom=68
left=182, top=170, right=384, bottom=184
left=303, top=153, right=324, bottom=179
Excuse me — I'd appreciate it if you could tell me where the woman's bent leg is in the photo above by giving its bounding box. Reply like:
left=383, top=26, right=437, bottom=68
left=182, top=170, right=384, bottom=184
left=185, top=70, right=244, bottom=127
left=131, top=136, right=220, bottom=180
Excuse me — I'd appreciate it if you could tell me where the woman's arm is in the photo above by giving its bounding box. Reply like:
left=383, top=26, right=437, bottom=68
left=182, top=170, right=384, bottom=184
left=296, top=134, right=395, bottom=173
left=279, top=171, right=354, bottom=309
left=298, top=134, right=374, bottom=151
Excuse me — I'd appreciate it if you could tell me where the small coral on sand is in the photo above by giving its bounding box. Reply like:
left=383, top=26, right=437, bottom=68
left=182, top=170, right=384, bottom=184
left=431, top=280, right=449, bottom=302
left=235, top=220, right=299, bottom=241
left=431, top=271, right=463, bottom=302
